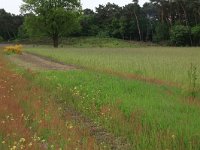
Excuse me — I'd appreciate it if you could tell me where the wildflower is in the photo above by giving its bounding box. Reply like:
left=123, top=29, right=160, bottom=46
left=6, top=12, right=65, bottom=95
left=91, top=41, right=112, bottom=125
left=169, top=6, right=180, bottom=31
left=2, top=141, right=5, bottom=144
left=69, top=125, right=73, bottom=129
left=66, top=122, right=73, bottom=129
left=11, top=146, right=17, bottom=150
left=19, top=138, right=25, bottom=143
left=171, top=135, right=175, bottom=139
left=28, top=142, right=32, bottom=147
left=20, top=145, right=25, bottom=149
left=51, top=145, right=54, bottom=148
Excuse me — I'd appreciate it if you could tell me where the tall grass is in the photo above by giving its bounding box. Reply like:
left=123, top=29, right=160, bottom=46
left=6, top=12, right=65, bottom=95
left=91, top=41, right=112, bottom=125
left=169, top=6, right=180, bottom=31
left=29, top=70, right=200, bottom=150
left=25, top=47, right=200, bottom=84
left=19, top=45, right=200, bottom=149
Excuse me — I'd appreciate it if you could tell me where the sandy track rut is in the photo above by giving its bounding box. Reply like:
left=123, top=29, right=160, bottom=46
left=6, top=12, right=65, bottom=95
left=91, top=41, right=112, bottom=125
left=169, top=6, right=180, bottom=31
left=10, top=52, right=77, bottom=71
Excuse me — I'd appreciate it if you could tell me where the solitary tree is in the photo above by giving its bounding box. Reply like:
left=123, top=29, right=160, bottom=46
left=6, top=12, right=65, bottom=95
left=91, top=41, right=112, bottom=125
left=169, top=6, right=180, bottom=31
left=21, top=0, right=81, bottom=48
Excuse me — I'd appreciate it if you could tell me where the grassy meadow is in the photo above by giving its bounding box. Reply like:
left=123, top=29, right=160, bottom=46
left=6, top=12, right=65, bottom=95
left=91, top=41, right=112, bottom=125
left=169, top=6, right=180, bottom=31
left=20, top=43, right=200, bottom=149
left=2, top=37, right=199, bottom=149
left=25, top=46, right=200, bottom=84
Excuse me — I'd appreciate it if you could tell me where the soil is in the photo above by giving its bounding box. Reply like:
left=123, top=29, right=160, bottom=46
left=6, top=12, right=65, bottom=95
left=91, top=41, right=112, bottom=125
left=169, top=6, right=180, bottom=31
left=9, top=52, right=77, bottom=71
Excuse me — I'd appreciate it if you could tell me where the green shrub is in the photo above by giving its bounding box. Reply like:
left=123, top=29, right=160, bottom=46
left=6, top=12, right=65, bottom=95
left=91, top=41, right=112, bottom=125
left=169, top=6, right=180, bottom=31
left=0, top=36, right=4, bottom=42
left=170, top=25, right=190, bottom=46
left=153, top=23, right=169, bottom=43
left=191, top=25, right=200, bottom=46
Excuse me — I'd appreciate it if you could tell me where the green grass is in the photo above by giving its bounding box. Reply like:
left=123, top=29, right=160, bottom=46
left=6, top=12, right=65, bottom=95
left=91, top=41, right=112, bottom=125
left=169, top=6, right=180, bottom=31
left=25, top=70, right=200, bottom=150
left=25, top=46, right=200, bottom=84
left=60, top=37, right=153, bottom=48
left=20, top=37, right=154, bottom=48
left=14, top=42, right=200, bottom=149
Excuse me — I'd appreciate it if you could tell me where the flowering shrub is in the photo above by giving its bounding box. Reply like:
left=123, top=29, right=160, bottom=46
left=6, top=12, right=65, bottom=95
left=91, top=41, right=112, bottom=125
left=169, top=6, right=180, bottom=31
left=4, top=44, right=23, bottom=55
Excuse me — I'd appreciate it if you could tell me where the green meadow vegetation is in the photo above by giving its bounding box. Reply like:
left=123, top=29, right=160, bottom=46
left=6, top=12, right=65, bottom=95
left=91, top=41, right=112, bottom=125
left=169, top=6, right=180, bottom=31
left=0, top=0, right=200, bottom=149
left=21, top=44, right=200, bottom=149
left=25, top=46, right=200, bottom=84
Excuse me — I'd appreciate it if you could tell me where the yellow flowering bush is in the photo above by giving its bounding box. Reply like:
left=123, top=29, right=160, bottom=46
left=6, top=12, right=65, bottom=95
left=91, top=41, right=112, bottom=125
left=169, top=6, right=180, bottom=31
left=4, top=44, right=23, bottom=55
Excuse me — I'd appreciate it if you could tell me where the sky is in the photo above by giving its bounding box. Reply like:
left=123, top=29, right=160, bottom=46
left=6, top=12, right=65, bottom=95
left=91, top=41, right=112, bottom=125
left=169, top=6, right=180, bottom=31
left=0, top=0, right=149, bottom=15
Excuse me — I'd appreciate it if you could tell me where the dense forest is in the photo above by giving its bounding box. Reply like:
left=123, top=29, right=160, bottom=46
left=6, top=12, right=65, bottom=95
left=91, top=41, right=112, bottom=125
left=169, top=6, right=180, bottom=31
left=0, top=0, right=200, bottom=46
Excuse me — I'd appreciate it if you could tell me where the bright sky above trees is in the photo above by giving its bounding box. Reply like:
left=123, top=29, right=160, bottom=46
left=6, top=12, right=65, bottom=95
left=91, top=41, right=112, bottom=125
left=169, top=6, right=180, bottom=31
left=0, top=0, right=149, bottom=14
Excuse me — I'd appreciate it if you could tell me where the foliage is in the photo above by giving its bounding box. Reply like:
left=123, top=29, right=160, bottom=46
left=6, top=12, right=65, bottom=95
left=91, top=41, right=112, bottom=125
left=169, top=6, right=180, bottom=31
left=0, top=9, right=23, bottom=41
left=21, top=0, right=81, bottom=48
left=0, top=0, right=199, bottom=46
left=4, top=44, right=23, bottom=55
left=170, top=25, right=190, bottom=46
left=191, top=25, right=200, bottom=46
left=77, top=0, right=200, bottom=45
left=61, top=37, right=140, bottom=48
left=17, top=25, right=29, bottom=39
left=0, top=36, right=4, bottom=42
left=153, top=23, right=169, bottom=42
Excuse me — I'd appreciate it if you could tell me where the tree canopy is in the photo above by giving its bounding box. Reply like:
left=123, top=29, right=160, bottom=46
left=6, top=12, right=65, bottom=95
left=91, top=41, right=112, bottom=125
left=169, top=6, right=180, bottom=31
left=21, top=0, right=81, bottom=47
left=0, top=9, right=23, bottom=41
left=77, top=0, right=200, bottom=46
left=1, top=0, right=199, bottom=46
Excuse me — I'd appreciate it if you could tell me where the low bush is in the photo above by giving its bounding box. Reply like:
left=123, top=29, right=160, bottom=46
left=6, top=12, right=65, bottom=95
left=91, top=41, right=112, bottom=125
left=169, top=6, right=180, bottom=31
left=192, top=25, right=200, bottom=46
left=170, top=25, right=190, bottom=46
left=4, top=44, right=23, bottom=55
left=0, top=36, right=4, bottom=42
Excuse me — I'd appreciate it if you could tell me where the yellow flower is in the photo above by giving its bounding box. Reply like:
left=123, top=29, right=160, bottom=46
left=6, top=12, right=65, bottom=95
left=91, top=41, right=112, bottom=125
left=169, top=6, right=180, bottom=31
left=3, top=45, right=23, bottom=55
left=2, top=141, right=5, bottom=144
left=19, top=138, right=25, bottom=143
left=172, top=135, right=175, bottom=139
left=66, top=122, right=73, bottom=129
left=20, top=145, right=25, bottom=149
left=28, top=142, right=32, bottom=147
left=12, top=146, right=17, bottom=150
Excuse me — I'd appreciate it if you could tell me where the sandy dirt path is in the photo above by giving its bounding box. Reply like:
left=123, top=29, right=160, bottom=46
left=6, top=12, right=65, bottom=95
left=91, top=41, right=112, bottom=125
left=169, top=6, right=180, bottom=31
left=9, top=52, right=77, bottom=71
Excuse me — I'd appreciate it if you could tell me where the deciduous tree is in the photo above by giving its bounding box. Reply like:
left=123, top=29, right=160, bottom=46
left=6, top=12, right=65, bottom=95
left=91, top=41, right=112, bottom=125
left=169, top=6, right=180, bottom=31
left=21, top=0, right=81, bottom=48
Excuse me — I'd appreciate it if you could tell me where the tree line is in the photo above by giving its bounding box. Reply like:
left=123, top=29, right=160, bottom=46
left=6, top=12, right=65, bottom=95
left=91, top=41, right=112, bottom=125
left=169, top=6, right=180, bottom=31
left=78, top=0, right=200, bottom=46
left=0, top=9, right=23, bottom=42
left=0, top=0, right=200, bottom=47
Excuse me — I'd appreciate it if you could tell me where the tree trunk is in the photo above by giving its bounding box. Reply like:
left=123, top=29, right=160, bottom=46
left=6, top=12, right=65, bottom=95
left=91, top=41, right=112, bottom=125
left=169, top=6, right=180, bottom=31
left=161, top=7, right=164, bottom=24
left=169, top=0, right=172, bottom=26
left=133, top=10, right=142, bottom=41
left=53, top=34, right=59, bottom=48
left=180, top=3, right=193, bottom=46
